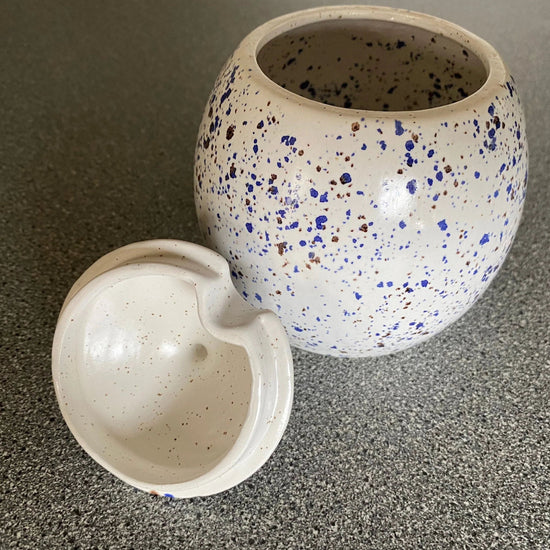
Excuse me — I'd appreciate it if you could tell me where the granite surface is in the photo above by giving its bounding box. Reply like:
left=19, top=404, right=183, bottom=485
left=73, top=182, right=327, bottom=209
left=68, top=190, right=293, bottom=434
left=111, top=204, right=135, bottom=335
left=1, top=1, right=549, bottom=548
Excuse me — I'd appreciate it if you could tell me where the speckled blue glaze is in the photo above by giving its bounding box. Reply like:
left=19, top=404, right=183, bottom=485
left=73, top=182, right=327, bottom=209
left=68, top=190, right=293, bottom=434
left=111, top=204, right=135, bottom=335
left=194, top=6, right=528, bottom=357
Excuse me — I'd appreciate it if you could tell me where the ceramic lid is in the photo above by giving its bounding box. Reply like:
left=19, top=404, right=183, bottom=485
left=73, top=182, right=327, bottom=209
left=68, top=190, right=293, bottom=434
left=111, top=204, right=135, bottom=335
left=52, top=240, right=293, bottom=498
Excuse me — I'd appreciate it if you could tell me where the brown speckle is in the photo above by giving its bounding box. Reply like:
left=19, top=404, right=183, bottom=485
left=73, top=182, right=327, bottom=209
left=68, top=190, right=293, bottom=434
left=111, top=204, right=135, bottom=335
left=359, top=223, right=369, bottom=232
left=351, top=121, right=360, bottom=132
left=276, top=242, right=287, bottom=256
left=226, top=125, right=235, bottom=140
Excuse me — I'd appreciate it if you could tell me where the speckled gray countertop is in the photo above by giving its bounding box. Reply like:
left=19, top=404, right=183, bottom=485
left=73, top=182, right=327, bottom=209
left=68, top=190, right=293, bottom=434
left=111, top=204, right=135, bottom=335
left=1, top=1, right=549, bottom=548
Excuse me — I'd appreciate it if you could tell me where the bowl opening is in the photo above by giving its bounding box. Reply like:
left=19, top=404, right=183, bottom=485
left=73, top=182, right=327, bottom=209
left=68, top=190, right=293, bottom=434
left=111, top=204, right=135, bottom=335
left=56, top=273, right=252, bottom=485
left=257, top=18, right=488, bottom=111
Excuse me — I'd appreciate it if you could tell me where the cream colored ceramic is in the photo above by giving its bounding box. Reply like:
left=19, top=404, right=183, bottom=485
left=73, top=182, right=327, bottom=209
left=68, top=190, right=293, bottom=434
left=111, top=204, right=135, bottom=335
left=52, top=240, right=293, bottom=497
left=194, top=5, right=527, bottom=357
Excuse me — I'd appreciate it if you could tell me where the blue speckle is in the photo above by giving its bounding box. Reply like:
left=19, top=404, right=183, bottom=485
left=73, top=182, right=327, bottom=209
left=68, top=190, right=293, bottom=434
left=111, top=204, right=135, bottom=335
left=395, top=120, right=404, bottom=136
left=405, top=140, right=415, bottom=151
left=479, top=233, right=490, bottom=245
left=380, top=140, right=387, bottom=151
left=436, top=171, right=443, bottom=182
left=253, top=144, right=258, bottom=154
left=427, top=149, right=435, bottom=158
left=377, top=281, right=384, bottom=288
left=416, top=322, right=424, bottom=329
left=488, top=104, right=495, bottom=116
left=421, top=279, right=428, bottom=287
left=499, top=163, right=506, bottom=173
left=257, top=120, right=264, bottom=129
left=299, top=240, right=306, bottom=246
left=494, top=190, right=499, bottom=198
left=406, top=179, right=417, bottom=194
left=315, top=215, right=327, bottom=229
left=386, top=281, right=393, bottom=287
left=355, top=292, right=362, bottom=300
left=280, top=135, right=297, bottom=146
left=340, top=172, right=352, bottom=184
left=474, top=171, right=480, bottom=179
left=399, top=220, right=406, bottom=229
left=220, top=88, right=231, bottom=105
left=320, top=192, right=328, bottom=203
left=255, top=293, right=262, bottom=302
left=293, top=326, right=303, bottom=332
left=310, top=188, right=318, bottom=198
left=245, top=222, right=254, bottom=233
left=427, top=178, right=433, bottom=186
left=361, top=143, right=367, bottom=150
left=289, top=221, right=299, bottom=229
left=438, top=219, right=448, bottom=231
left=164, top=493, right=175, bottom=499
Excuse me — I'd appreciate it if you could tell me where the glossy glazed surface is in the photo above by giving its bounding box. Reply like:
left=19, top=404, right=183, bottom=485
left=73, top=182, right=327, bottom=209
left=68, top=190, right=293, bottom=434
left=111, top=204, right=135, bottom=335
left=52, top=240, right=293, bottom=497
left=194, top=6, right=528, bottom=357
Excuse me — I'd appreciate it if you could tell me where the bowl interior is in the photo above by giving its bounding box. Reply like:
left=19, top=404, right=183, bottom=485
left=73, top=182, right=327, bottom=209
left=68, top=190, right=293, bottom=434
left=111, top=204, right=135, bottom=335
left=257, top=18, right=488, bottom=111
left=55, top=274, right=252, bottom=485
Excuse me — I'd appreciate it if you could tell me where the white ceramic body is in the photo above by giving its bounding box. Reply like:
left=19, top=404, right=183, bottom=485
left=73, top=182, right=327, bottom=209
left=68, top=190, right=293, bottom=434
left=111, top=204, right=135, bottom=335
left=52, top=240, right=293, bottom=497
left=194, top=6, right=528, bottom=357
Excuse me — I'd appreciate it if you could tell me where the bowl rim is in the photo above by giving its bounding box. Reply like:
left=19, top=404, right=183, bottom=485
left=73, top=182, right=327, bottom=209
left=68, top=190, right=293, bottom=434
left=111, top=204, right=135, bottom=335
left=241, top=5, right=508, bottom=118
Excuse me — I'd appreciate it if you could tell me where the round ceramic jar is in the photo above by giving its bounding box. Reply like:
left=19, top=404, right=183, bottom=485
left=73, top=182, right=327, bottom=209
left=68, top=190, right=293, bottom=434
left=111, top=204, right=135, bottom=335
left=194, top=6, right=528, bottom=357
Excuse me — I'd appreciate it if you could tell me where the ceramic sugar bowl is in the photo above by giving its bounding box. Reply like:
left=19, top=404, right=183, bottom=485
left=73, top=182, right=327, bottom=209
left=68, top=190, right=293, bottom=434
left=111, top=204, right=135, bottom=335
left=194, top=5, right=528, bottom=357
